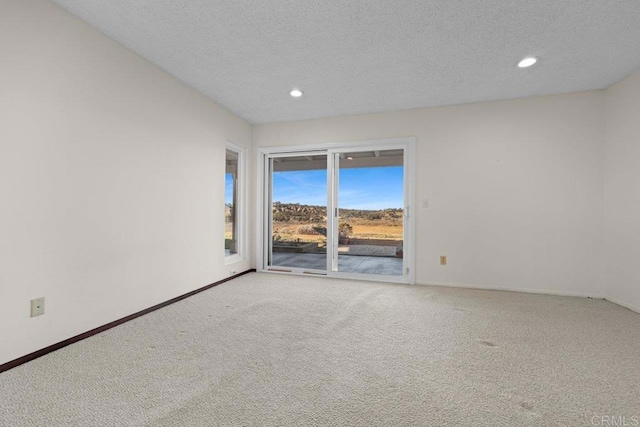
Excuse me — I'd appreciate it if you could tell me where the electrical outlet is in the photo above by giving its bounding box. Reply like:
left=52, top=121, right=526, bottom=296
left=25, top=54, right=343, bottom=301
left=30, top=297, right=45, bottom=317
left=440, top=256, right=447, bottom=266
left=229, top=270, right=237, bottom=276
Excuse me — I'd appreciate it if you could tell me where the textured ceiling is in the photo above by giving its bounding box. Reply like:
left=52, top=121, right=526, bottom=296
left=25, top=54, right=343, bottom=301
left=51, top=0, right=640, bottom=124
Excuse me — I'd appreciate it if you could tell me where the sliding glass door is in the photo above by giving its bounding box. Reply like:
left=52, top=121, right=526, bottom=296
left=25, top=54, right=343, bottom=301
left=266, top=153, right=329, bottom=274
left=331, top=149, right=404, bottom=277
left=262, top=139, right=413, bottom=283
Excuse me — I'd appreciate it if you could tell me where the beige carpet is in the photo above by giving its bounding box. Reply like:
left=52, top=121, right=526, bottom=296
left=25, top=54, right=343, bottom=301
left=1, top=273, right=639, bottom=426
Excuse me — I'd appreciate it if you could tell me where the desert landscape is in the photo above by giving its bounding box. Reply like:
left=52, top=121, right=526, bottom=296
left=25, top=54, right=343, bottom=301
left=270, top=202, right=403, bottom=253
left=226, top=202, right=404, bottom=256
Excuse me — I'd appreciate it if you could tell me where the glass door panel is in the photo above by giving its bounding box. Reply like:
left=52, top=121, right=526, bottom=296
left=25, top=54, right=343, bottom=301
left=334, top=149, right=404, bottom=276
left=267, top=153, right=328, bottom=273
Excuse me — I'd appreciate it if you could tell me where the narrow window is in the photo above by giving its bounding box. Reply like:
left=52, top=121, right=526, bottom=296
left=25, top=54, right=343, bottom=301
left=225, top=143, right=244, bottom=262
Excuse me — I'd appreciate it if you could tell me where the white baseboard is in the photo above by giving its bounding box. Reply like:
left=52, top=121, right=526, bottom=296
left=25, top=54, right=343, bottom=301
left=415, top=280, right=605, bottom=300
left=603, top=295, right=640, bottom=314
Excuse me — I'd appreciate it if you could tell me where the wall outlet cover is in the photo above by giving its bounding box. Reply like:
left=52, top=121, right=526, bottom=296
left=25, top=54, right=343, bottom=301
left=30, top=297, right=45, bottom=317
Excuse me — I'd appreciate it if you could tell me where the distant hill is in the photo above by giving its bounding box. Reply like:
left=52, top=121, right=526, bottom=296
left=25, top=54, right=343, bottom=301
left=272, top=202, right=402, bottom=222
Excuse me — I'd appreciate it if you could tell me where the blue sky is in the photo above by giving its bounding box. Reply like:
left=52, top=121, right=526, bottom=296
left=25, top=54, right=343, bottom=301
left=271, top=166, right=403, bottom=210
left=225, top=174, right=234, bottom=205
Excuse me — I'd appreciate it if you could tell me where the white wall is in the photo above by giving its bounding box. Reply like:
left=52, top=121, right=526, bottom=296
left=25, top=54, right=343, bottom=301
left=604, top=72, right=640, bottom=313
left=254, top=92, right=606, bottom=296
left=0, top=0, right=252, bottom=365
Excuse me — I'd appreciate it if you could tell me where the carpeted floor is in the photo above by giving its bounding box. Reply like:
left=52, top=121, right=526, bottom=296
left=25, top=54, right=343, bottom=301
left=1, top=273, right=639, bottom=426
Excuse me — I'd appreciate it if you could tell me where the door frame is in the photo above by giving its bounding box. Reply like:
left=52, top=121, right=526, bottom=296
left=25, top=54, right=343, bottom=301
left=257, top=137, right=416, bottom=284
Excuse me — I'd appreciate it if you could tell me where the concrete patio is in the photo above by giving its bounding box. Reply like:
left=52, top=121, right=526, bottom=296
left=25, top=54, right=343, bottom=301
left=271, top=251, right=403, bottom=276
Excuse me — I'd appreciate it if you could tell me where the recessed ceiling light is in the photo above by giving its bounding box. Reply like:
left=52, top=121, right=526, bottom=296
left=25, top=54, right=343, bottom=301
left=346, top=156, right=354, bottom=160
left=517, top=57, right=538, bottom=68
left=289, top=89, right=303, bottom=98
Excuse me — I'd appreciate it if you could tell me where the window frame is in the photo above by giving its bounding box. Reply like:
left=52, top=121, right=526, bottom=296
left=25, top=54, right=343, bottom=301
left=224, top=141, right=246, bottom=265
